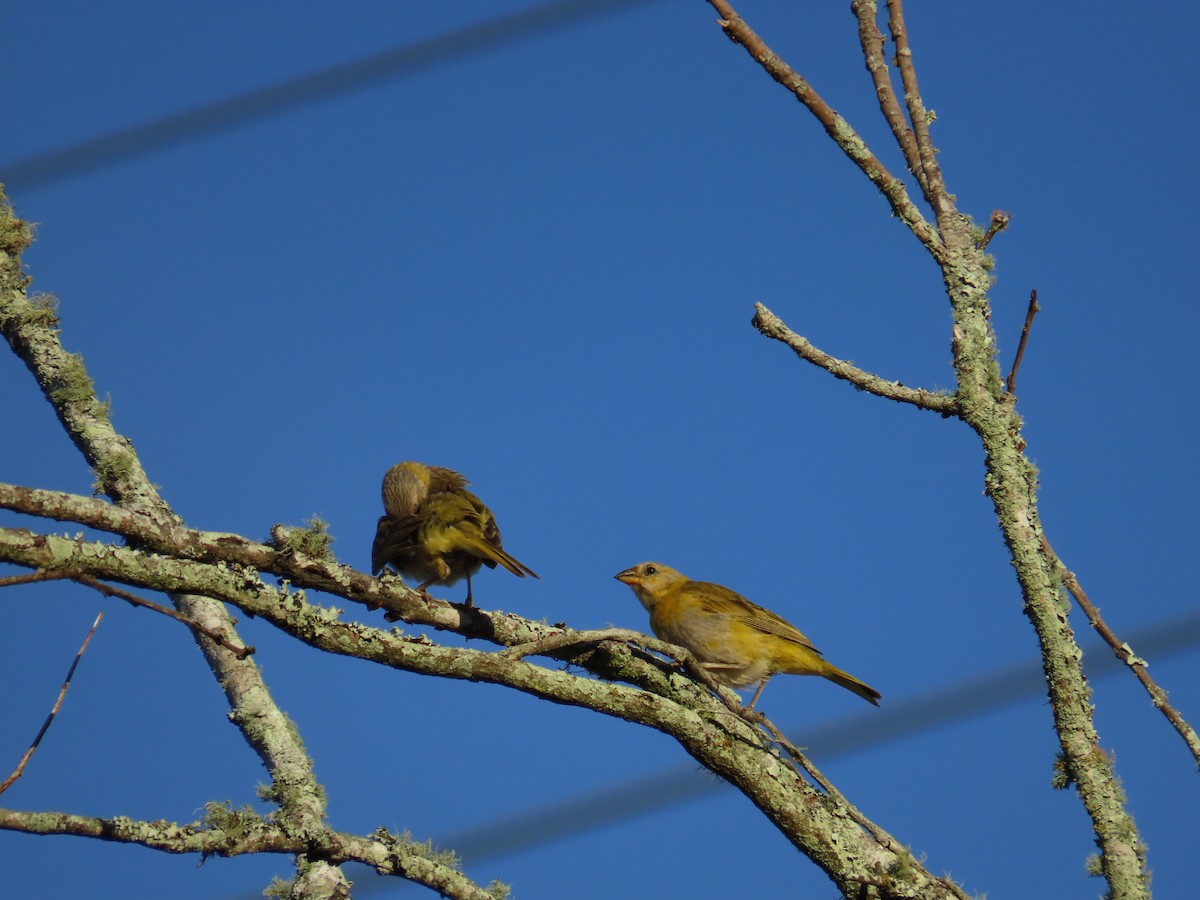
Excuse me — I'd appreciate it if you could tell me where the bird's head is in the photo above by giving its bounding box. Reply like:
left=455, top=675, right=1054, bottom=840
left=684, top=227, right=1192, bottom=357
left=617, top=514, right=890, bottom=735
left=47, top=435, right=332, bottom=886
left=614, top=561, right=687, bottom=610
left=382, top=461, right=471, bottom=517
left=381, top=461, right=433, bottom=517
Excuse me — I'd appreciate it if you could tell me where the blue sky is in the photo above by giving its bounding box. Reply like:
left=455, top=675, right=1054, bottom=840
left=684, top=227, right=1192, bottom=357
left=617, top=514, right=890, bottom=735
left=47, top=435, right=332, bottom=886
left=2, top=1, right=1198, bottom=897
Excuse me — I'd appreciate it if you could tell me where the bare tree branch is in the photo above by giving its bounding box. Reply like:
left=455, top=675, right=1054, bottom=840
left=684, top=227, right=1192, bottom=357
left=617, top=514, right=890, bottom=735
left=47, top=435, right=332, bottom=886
left=851, top=0, right=923, bottom=187
left=1004, top=289, right=1040, bottom=398
left=0, top=612, right=103, bottom=796
left=706, top=0, right=946, bottom=261
left=1042, top=535, right=1200, bottom=767
left=885, top=0, right=949, bottom=217
left=0, top=566, right=252, bottom=658
left=706, top=5, right=1152, bottom=896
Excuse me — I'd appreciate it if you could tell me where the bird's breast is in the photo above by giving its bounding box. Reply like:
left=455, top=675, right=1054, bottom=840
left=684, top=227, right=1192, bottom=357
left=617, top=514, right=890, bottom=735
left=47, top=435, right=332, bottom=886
left=652, top=598, right=755, bottom=668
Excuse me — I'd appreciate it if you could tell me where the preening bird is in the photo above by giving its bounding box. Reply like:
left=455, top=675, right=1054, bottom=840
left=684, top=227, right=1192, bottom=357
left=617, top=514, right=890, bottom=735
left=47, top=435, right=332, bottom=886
left=614, top=561, right=880, bottom=709
left=371, top=462, right=537, bottom=607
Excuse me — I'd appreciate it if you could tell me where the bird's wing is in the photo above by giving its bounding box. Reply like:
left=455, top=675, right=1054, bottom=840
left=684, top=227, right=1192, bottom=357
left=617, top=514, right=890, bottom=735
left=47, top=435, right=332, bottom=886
left=426, top=466, right=470, bottom=492
left=421, top=491, right=538, bottom=579
left=370, top=514, right=423, bottom=574
left=696, top=583, right=821, bottom=653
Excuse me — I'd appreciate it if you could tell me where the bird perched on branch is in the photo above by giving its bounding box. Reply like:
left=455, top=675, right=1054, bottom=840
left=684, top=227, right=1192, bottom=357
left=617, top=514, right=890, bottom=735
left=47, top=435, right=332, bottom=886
left=371, top=461, right=537, bottom=607
left=614, top=562, right=879, bottom=709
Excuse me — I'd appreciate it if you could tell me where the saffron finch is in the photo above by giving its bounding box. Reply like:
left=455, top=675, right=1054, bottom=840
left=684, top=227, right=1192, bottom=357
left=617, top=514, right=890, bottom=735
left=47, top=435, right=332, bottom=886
left=372, top=461, right=537, bottom=607
left=615, top=561, right=879, bottom=708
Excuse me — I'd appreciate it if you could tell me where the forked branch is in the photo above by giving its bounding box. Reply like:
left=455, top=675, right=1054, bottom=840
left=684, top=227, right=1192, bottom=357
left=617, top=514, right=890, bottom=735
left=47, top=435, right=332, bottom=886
left=706, top=4, right=1153, bottom=896
left=707, top=0, right=945, bottom=261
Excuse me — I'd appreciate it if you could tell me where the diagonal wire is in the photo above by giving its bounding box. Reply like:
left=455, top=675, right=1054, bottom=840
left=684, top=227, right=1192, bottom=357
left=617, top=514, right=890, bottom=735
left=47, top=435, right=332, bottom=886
left=1, top=0, right=667, bottom=191
left=321, top=609, right=1200, bottom=896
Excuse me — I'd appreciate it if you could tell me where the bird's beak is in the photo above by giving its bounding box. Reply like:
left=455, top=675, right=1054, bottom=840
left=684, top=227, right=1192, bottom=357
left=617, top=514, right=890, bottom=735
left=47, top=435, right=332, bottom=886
left=614, top=568, right=638, bottom=584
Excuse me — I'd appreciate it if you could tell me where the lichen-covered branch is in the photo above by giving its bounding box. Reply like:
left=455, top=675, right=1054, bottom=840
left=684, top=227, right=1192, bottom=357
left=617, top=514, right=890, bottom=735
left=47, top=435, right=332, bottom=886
left=0, top=480, right=550, bottom=645
left=0, top=521, right=967, bottom=898
left=752, top=303, right=958, bottom=415
left=0, top=192, right=348, bottom=898
left=707, top=4, right=1154, bottom=897
left=0, top=807, right=502, bottom=900
left=1042, top=535, right=1200, bottom=767
left=941, top=221, right=1148, bottom=898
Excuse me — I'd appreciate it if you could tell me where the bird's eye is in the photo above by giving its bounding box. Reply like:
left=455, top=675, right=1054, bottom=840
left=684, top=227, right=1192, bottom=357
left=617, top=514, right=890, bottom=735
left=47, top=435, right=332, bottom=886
left=644, top=565, right=657, bottom=575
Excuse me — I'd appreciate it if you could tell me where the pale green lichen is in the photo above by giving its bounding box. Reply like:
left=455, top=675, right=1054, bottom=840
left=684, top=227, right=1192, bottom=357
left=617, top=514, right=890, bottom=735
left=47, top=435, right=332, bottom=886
left=200, top=800, right=263, bottom=839
left=48, top=351, right=98, bottom=407
left=1051, top=751, right=1073, bottom=790
left=398, top=831, right=460, bottom=868
left=374, top=826, right=463, bottom=869
left=0, top=203, right=34, bottom=257
left=263, top=876, right=294, bottom=897
left=25, top=292, right=60, bottom=328
left=93, top=451, right=135, bottom=496
left=277, top=516, right=336, bottom=561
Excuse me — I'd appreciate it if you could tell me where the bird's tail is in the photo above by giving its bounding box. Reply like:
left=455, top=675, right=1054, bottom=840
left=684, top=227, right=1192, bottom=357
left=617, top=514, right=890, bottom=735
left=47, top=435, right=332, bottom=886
left=460, top=534, right=538, bottom=580
left=489, top=544, right=539, bottom=580
left=822, top=664, right=881, bottom=706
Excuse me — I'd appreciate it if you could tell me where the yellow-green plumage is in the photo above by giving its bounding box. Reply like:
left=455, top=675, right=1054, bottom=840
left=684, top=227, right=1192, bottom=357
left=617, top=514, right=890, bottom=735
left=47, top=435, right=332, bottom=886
left=615, top=561, right=879, bottom=708
left=371, top=462, right=537, bottom=607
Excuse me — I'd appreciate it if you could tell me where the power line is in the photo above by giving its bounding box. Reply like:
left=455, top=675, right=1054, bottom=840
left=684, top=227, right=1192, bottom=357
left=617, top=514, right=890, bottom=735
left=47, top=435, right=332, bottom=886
left=1, top=0, right=666, bottom=191
left=333, top=609, right=1200, bottom=895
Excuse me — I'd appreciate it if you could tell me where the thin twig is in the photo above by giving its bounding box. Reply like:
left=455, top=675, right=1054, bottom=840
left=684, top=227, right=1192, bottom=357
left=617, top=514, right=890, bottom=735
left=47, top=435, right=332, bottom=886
left=73, top=576, right=254, bottom=659
left=977, top=209, right=1011, bottom=251
left=760, top=716, right=897, bottom=843
left=753, top=303, right=960, bottom=416
left=706, top=0, right=945, bottom=261
left=885, top=0, right=948, bottom=215
left=1041, top=535, right=1200, bottom=767
left=734, top=703, right=969, bottom=899
left=0, top=612, right=104, bottom=795
left=0, top=571, right=66, bottom=588
left=1004, top=289, right=1040, bottom=397
left=851, top=0, right=923, bottom=187
left=0, top=567, right=252, bottom=659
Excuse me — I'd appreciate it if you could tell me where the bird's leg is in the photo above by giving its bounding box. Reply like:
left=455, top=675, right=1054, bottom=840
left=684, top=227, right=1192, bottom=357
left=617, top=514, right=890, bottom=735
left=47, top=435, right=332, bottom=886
left=464, top=573, right=475, bottom=609
left=415, top=559, right=454, bottom=604
left=747, top=677, right=772, bottom=710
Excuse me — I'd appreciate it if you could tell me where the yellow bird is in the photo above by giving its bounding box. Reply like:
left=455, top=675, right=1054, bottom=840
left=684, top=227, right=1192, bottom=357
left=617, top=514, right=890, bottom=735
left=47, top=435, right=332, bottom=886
left=615, top=562, right=879, bottom=708
left=371, top=462, right=537, bottom=607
